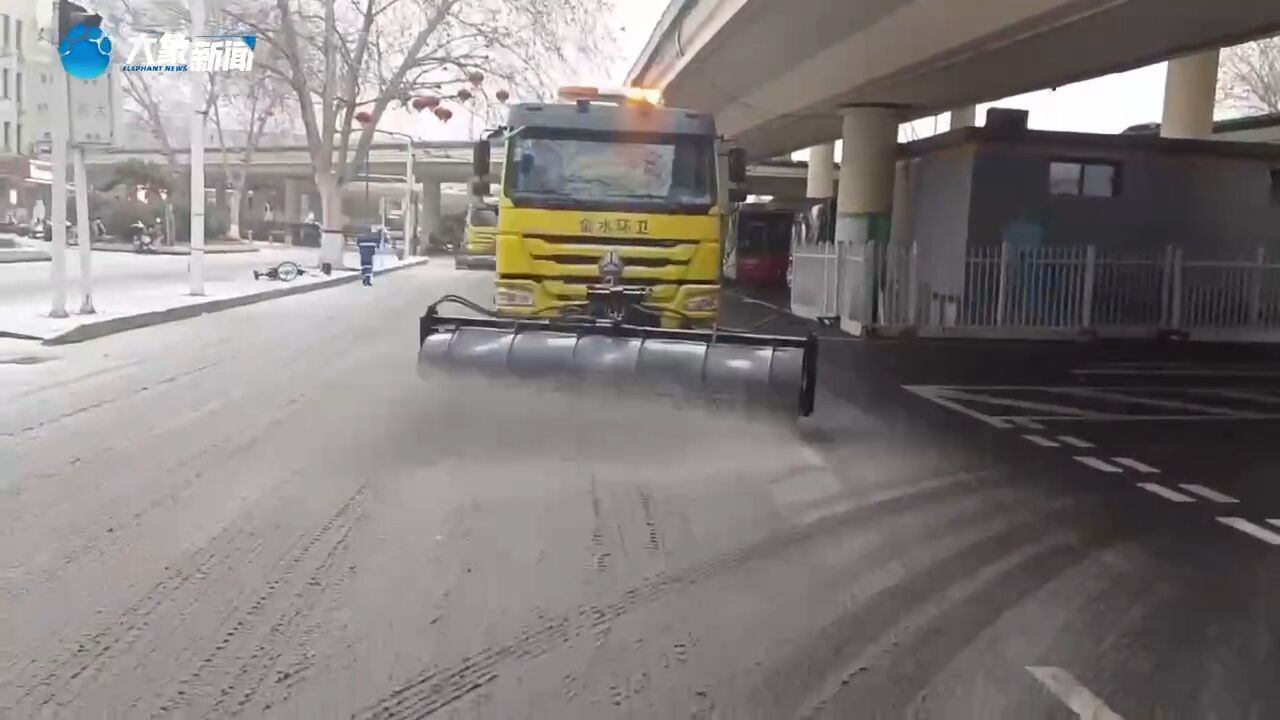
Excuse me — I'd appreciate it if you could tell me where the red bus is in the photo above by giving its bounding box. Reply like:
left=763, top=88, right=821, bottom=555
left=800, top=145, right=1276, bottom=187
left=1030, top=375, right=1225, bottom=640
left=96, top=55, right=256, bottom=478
left=726, top=204, right=794, bottom=290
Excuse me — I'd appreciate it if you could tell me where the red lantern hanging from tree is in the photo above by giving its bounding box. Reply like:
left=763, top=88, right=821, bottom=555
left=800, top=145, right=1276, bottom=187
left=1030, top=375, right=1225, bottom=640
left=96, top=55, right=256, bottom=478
left=354, top=110, right=372, bottom=124
left=456, top=88, right=472, bottom=102
left=468, top=71, right=484, bottom=86
left=434, top=106, right=453, bottom=122
left=412, top=96, right=431, bottom=111
left=495, top=89, right=510, bottom=103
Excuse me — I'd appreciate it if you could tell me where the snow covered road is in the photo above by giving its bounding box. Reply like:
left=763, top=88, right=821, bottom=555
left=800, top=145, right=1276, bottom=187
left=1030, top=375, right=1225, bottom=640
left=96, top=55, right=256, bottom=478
left=3, top=263, right=1276, bottom=718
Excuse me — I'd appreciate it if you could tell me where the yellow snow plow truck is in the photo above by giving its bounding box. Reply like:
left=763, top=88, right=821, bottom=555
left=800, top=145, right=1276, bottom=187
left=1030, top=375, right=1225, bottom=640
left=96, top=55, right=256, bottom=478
left=417, top=87, right=818, bottom=416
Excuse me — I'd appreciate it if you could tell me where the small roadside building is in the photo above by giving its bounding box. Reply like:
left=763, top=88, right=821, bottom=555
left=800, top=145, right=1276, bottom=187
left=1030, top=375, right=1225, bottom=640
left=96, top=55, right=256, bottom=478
left=889, top=109, right=1280, bottom=310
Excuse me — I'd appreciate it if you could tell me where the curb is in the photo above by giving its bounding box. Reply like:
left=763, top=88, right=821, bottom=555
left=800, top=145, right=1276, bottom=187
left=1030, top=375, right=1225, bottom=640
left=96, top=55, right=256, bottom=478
left=90, top=243, right=260, bottom=255
left=41, top=257, right=431, bottom=346
left=0, top=250, right=52, bottom=264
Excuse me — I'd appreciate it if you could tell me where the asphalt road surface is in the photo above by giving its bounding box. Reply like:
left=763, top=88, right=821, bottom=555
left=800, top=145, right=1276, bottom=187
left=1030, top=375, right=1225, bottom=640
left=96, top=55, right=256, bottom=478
left=3, top=264, right=1279, bottom=718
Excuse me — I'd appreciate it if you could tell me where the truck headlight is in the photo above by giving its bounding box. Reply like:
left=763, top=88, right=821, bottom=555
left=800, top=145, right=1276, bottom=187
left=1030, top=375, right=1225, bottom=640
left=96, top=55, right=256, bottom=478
left=495, top=286, right=535, bottom=307
left=685, top=294, right=718, bottom=312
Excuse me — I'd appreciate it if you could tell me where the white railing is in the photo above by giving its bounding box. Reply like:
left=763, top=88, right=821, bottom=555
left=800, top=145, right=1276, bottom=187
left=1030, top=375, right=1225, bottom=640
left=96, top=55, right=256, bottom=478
left=788, top=240, right=1280, bottom=342
left=789, top=242, right=843, bottom=321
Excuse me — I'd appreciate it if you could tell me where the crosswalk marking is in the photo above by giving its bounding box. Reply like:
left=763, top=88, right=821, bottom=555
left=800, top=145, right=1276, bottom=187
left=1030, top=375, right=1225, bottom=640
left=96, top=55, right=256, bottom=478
left=1023, top=434, right=1060, bottom=447
left=1178, top=484, right=1239, bottom=503
left=1057, top=435, right=1094, bottom=448
left=1137, top=483, right=1196, bottom=503
left=1218, top=517, right=1280, bottom=545
left=1111, top=457, right=1160, bottom=474
left=1074, top=456, right=1123, bottom=473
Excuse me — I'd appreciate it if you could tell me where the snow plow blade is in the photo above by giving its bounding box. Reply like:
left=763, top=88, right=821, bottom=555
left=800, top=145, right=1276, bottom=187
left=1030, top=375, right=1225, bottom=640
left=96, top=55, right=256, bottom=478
left=418, top=312, right=819, bottom=416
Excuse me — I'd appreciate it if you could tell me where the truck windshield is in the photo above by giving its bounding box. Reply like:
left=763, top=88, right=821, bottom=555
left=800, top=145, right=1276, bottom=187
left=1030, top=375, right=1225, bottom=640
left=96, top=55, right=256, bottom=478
left=506, top=133, right=715, bottom=212
left=469, top=208, right=498, bottom=227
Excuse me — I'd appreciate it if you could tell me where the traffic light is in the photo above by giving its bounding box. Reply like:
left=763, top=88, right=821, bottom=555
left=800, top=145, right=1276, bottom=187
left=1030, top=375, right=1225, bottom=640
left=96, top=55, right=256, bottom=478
left=57, top=1, right=102, bottom=47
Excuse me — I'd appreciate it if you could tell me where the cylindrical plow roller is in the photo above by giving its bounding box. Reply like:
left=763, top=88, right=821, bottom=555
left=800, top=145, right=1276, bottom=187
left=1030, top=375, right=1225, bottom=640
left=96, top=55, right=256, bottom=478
left=419, top=313, right=819, bottom=416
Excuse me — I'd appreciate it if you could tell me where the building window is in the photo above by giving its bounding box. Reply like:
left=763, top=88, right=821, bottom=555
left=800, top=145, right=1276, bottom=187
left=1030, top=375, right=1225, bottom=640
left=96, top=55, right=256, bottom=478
left=2, top=69, right=7, bottom=100
left=14, top=72, right=19, bottom=103
left=3, top=121, right=9, bottom=152
left=1049, top=160, right=1121, bottom=197
left=1271, top=169, right=1280, bottom=207
left=2, top=15, right=8, bottom=47
left=14, top=20, right=20, bottom=52
left=14, top=123, right=19, bottom=154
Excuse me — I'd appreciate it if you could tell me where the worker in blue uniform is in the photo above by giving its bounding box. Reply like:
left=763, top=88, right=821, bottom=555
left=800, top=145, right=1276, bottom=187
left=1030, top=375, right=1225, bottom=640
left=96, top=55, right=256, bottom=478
left=356, top=227, right=383, bottom=286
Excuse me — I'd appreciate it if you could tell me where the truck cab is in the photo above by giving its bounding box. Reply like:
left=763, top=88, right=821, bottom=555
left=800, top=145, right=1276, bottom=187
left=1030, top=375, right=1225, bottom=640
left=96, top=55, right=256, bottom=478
left=456, top=202, right=498, bottom=270
left=472, top=88, right=746, bottom=328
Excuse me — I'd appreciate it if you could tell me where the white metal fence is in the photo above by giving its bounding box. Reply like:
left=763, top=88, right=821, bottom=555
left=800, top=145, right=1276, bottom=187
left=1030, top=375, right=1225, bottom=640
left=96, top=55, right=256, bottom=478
left=789, top=241, right=1280, bottom=342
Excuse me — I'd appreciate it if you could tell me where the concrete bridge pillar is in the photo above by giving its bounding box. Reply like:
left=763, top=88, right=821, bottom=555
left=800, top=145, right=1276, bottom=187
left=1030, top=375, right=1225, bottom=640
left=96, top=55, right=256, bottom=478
left=1161, top=50, right=1219, bottom=139
left=805, top=142, right=835, bottom=199
left=420, top=179, right=442, bottom=245
left=836, top=105, right=899, bottom=246
left=284, top=178, right=302, bottom=223
left=835, top=105, right=900, bottom=334
left=950, top=105, right=977, bottom=129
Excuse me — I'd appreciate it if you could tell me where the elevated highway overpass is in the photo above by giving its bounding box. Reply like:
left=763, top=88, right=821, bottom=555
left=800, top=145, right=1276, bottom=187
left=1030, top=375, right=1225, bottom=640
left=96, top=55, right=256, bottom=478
left=627, top=0, right=1280, bottom=320
left=82, top=141, right=812, bottom=242
left=83, top=142, right=813, bottom=199
left=628, top=0, right=1280, bottom=158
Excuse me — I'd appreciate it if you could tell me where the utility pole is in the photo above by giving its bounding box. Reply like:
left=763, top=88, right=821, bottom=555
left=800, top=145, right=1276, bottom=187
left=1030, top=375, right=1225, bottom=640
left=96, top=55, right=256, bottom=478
left=49, top=2, right=73, bottom=318
left=55, top=0, right=107, bottom=316
left=404, top=139, right=415, bottom=256
left=189, top=0, right=206, bottom=295
left=73, top=146, right=94, bottom=313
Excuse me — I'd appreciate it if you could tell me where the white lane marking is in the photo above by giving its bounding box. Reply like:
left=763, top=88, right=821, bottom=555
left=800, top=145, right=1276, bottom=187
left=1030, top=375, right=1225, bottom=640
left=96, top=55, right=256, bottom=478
left=901, top=385, right=1011, bottom=428
left=1218, top=517, right=1280, bottom=545
left=931, top=388, right=1094, bottom=417
left=1111, top=457, right=1161, bottom=474
left=1136, top=483, right=1197, bottom=503
left=1178, top=484, right=1239, bottom=504
left=1072, top=368, right=1280, bottom=378
left=1186, top=387, right=1280, bottom=406
left=1270, top=520, right=1280, bottom=529
left=1031, top=414, right=1280, bottom=422
left=1026, top=666, right=1125, bottom=720
left=1073, top=456, right=1123, bottom=473
left=1057, top=435, right=1094, bottom=448
left=1023, top=434, right=1060, bottom=447
left=904, top=385, right=1280, bottom=423
left=1042, top=387, right=1249, bottom=417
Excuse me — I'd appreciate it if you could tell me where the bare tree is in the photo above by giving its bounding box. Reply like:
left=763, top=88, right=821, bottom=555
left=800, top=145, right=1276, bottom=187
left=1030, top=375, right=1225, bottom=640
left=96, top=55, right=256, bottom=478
left=225, top=0, right=614, bottom=266
left=208, top=72, right=290, bottom=239
left=1218, top=35, right=1280, bottom=115
left=109, top=0, right=220, bottom=244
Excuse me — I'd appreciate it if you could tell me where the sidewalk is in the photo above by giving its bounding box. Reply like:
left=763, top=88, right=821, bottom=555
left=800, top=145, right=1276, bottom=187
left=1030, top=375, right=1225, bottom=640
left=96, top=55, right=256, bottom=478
left=0, top=246, right=425, bottom=344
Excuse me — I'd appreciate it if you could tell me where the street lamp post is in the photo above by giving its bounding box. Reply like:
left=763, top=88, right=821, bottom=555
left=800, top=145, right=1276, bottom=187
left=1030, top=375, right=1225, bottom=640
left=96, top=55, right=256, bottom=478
left=363, top=128, right=417, bottom=257
left=189, top=0, right=206, bottom=295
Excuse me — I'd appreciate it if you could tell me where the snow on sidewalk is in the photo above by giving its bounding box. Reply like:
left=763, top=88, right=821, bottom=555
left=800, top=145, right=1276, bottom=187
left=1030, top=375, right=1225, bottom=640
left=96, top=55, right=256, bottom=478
left=0, top=248, right=422, bottom=342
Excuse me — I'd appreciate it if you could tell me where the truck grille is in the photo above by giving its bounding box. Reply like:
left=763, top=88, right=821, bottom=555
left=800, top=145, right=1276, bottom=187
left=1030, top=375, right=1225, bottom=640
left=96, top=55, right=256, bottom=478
left=527, top=234, right=695, bottom=249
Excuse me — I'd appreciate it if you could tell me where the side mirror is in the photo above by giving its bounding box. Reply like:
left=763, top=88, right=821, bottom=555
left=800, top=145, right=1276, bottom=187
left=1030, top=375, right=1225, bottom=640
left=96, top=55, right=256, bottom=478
left=728, top=187, right=748, bottom=203
left=472, top=140, right=491, bottom=178
left=470, top=180, right=491, bottom=197
left=727, top=148, right=747, bottom=183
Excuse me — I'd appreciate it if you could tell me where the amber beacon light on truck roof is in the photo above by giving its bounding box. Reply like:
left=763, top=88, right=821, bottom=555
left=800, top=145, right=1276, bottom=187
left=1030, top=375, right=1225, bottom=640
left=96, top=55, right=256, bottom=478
left=556, top=86, right=665, bottom=107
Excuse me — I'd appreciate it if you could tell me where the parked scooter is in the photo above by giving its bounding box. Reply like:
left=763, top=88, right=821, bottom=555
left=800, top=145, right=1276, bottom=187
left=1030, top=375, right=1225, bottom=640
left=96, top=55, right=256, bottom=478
left=130, top=220, right=156, bottom=253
